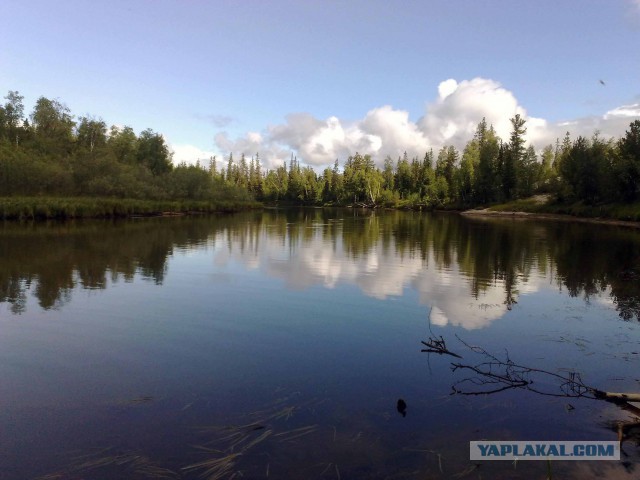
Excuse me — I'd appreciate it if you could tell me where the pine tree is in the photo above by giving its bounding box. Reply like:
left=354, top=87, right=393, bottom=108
left=254, top=153, right=263, bottom=199
left=227, top=153, right=234, bottom=184
left=503, top=114, right=527, bottom=199
left=209, top=156, right=217, bottom=179
left=249, top=156, right=256, bottom=193
left=239, top=153, right=249, bottom=188
left=474, top=119, right=499, bottom=204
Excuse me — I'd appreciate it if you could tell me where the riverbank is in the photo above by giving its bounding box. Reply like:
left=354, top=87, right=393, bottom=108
left=461, top=197, right=640, bottom=229
left=0, top=197, right=262, bottom=220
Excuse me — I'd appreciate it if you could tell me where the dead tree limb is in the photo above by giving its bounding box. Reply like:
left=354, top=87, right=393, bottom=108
left=421, top=334, right=637, bottom=403
left=421, top=336, right=463, bottom=358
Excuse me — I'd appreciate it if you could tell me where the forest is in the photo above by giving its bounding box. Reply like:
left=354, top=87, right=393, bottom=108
left=1, top=90, right=639, bottom=217
left=240, top=117, right=640, bottom=215
left=0, top=91, right=254, bottom=216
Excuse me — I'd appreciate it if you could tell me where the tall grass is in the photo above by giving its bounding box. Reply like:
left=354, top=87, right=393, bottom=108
left=539, top=202, right=640, bottom=222
left=487, top=197, right=640, bottom=222
left=0, top=197, right=261, bottom=220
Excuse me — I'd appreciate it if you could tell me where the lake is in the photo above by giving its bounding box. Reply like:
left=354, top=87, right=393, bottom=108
left=1, top=209, right=639, bottom=479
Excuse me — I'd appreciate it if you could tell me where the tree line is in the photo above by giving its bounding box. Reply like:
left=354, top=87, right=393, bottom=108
left=216, top=115, right=640, bottom=209
left=0, top=91, right=251, bottom=203
left=1, top=90, right=639, bottom=209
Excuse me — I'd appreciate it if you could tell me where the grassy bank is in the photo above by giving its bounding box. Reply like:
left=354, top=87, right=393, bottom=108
left=0, top=196, right=262, bottom=220
left=480, top=197, right=640, bottom=222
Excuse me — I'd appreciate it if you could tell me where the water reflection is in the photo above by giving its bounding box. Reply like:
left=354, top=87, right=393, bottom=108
left=1, top=210, right=639, bottom=326
left=2, top=210, right=640, bottom=479
left=0, top=218, right=210, bottom=312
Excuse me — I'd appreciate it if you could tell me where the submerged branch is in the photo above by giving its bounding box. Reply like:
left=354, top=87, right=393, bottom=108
left=420, top=336, right=463, bottom=359
left=422, top=333, right=639, bottom=406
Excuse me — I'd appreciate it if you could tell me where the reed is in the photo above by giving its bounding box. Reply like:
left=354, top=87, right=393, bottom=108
left=0, top=196, right=261, bottom=220
left=38, top=448, right=180, bottom=479
left=182, top=452, right=242, bottom=479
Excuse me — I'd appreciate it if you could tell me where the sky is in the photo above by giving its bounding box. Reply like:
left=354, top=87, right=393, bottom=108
left=1, top=0, right=639, bottom=169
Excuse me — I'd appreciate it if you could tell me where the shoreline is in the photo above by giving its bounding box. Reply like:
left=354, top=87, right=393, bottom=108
left=460, top=208, right=640, bottom=229
left=0, top=197, right=261, bottom=220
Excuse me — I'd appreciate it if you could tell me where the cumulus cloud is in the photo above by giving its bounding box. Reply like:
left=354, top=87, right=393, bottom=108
left=360, top=106, right=430, bottom=159
left=419, top=78, right=548, bottom=149
left=216, top=106, right=431, bottom=168
left=212, top=77, right=639, bottom=170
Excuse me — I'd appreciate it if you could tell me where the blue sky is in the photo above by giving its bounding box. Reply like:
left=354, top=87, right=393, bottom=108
left=2, top=0, right=639, bottom=168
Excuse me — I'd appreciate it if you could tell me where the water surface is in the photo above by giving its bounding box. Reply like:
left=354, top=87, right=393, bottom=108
left=1, top=209, right=639, bottom=479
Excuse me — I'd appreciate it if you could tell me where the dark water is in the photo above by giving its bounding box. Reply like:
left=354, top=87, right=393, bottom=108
left=1, top=209, right=639, bottom=479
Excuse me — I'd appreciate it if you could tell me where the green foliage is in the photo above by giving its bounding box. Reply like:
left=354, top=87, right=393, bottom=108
left=488, top=197, right=549, bottom=212
left=538, top=144, right=555, bottom=192
left=539, top=201, right=640, bottom=222
left=458, top=138, right=478, bottom=205
left=167, top=163, right=214, bottom=199
left=1, top=89, right=638, bottom=218
left=518, top=145, right=542, bottom=198
left=614, top=120, right=640, bottom=202
left=474, top=120, right=500, bottom=204
left=76, top=116, right=107, bottom=154
left=136, top=128, right=173, bottom=175
left=1, top=91, right=25, bottom=146
left=0, top=90, right=256, bottom=213
left=108, top=126, right=138, bottom=164
left=395, top=153, right=412, bottom=198
left=432, top=176, right=450, bottom=206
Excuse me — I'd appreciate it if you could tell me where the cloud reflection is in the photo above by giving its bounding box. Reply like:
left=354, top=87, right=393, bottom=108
left=1, top=211, right=638, bottom=325
left=211, top=211, right=554, bottom=330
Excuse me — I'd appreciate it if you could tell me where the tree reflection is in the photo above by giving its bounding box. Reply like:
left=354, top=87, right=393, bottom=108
left=0, top=218, right=215, bottom=311
left=1, top=210, right=640, bottom=322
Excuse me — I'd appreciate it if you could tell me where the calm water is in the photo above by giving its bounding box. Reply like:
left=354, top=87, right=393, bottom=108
left=1, top=209, right=639, bottom=479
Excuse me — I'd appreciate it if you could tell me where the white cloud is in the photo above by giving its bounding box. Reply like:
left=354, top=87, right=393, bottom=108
left=438, top=79, right=458, bottom=100
left=271, top=114, right=380, bottom=166
left=170, top=144, right=216, bottom=166
left=217, top=106, right=430, bottom=168
left=419, top=77, right=548, bottom=149
left=360, top=106, right=430, bottom=159
left=298, top=116, right=348, bottom=165
left=604, top=103, right=640, bottom=119
left=539, top=109, right=640, bottom=146
left=211, top=77, right=640, bottom=170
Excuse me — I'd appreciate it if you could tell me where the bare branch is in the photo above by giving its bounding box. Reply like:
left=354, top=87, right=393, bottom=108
left=420, top=333, right=624, bottom=401
left=420, top=337, right=463, bottom=358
